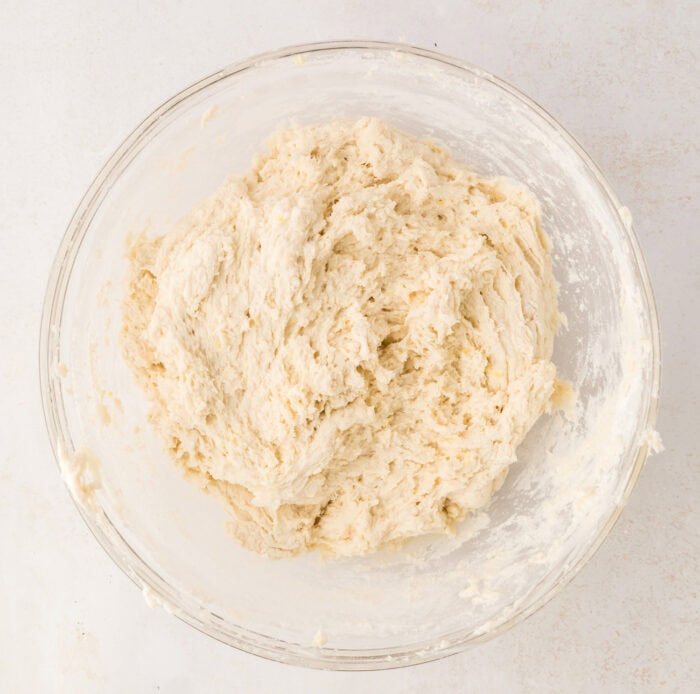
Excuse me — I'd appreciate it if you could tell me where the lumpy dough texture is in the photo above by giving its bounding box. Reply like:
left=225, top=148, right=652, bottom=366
left=122, top=118, right=559, bottom=557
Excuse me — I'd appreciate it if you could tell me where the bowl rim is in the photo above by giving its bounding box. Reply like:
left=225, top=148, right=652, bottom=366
left=39, top=39, right=661, bottom=670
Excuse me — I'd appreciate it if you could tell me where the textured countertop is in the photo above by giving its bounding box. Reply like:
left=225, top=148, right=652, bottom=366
left=1, top=1, right=697, bottom=691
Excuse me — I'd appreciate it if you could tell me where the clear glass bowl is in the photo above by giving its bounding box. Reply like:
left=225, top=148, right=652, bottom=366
left=40, top=41, right=660, bottom=670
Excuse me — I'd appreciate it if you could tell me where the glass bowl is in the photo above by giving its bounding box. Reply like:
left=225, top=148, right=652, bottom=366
left=40, top=41, right=660, bottom=670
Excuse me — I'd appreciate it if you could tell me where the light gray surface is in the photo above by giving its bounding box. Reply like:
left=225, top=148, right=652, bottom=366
left=1, top=1, right=697, bottom=692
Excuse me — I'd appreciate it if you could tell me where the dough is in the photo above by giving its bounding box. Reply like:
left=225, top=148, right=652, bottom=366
left=122, top=118, right=559, bottom=557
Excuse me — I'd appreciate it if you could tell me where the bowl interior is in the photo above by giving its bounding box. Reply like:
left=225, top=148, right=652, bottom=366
left=44, top=44, right=658, bottom=667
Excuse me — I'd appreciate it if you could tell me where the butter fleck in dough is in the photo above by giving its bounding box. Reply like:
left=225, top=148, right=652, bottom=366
left=122, top=118, right=559, bottom=557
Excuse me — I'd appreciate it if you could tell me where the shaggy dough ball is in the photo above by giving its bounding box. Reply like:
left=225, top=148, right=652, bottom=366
left=122, top=118, right=559, bottom=557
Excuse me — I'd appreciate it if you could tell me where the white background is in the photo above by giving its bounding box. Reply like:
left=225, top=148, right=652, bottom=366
left=1, top=1, right=698, bottom=692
